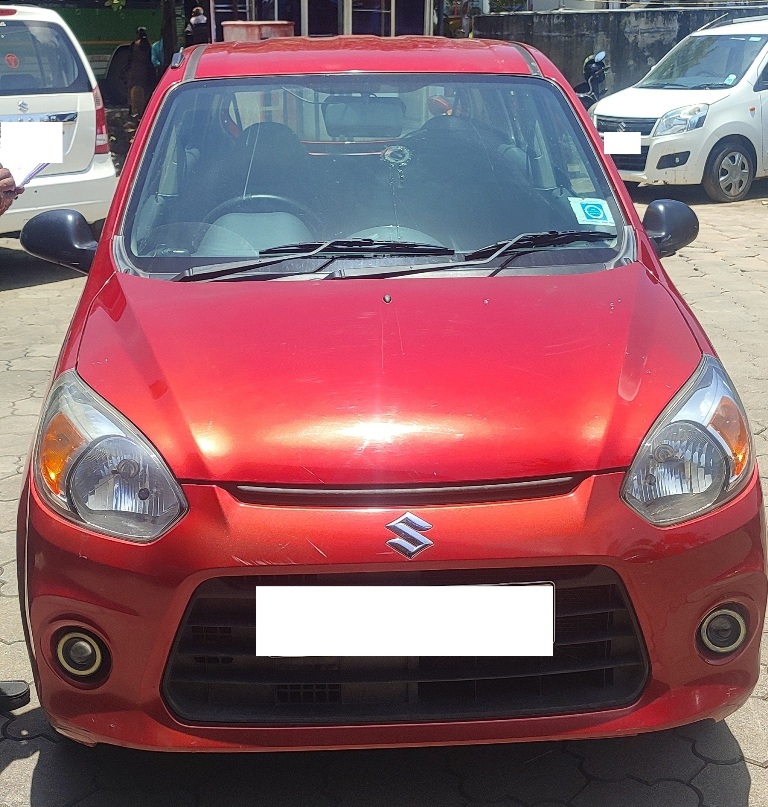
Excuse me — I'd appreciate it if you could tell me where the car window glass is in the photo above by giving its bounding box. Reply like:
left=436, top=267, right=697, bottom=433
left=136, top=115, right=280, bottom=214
left=124, top=75, right=625, bottom=274
left=639, top=34, right=768, bottom=89
left=758, top=61, right=768, bottom=88
left=0, top=20, right=90, bottom=94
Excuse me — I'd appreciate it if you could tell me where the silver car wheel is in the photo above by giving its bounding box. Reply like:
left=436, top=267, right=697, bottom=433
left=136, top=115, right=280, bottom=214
left=717, top=150, right=750, bottom=198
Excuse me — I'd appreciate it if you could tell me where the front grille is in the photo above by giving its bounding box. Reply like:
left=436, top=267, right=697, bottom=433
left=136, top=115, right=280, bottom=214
left=163, top=566, right=648, bottom=725
left=610, top=148, right=649, bottom=173
left=596, top=115, right=657, bottom=135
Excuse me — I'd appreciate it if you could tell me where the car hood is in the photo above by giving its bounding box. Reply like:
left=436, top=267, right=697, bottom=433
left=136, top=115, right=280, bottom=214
left=595, top=86, right=731, bottom=119
left=76, top=265, right=702, bottom=486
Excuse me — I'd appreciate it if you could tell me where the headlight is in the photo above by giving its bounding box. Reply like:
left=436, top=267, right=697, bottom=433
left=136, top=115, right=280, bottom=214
left=621, top=355, right=753, bottom=526
left=654, top=104, right=708, bottom=137
left=34, top=371, right=187, bottom=541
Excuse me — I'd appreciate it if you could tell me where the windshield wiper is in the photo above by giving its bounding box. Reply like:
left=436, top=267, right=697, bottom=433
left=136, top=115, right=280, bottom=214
left=172, top=239, right=454, bottom=282
left=323, top=230, right=616, bottom=280
left=639, top=82, right=690, bottom=89
left=687, top=82, right=730, bottom=90
left=260, top=238, right=454, bottom=256
left=462, top=230, right=616, bottom=261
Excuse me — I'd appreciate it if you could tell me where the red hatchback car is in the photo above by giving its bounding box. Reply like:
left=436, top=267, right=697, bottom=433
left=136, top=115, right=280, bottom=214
left=18, top=36, right=767, bottom=752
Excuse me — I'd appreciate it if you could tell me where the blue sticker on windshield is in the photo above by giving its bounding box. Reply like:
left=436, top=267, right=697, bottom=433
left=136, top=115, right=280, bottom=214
left=724, top=74, right=736, bottom=85
left=568, top=197, right=615, bottom=226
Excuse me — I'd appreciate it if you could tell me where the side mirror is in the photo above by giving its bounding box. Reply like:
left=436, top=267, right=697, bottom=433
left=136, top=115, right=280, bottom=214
left=20, top=209, right=98, bottom=273
left=595, top=50, right=606, bottom=62
left=642, top=199, right=699, bottom=258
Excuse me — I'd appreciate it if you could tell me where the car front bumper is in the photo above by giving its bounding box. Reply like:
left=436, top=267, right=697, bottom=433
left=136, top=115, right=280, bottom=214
left=606, top=128, right=710, bottom=186
left=18, top=469, right=767, bottom=751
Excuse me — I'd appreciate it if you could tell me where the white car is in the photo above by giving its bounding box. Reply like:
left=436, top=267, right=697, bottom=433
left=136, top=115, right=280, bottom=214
left=0, top=5, right=116, bottom=235
left=592, top=17, right=768, bottom=202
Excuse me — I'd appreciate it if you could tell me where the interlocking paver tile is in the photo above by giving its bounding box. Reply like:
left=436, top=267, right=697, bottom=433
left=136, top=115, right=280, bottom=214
left=0, top=558, right=19, bottom=597
left=0, top=736, right=95, bottom=807
left=691, top=758, right=751, bottom=807
left=727, top=698, right=768, bottom=765
left=0, top=593, right=23, bottom=644
left=675, top=719, right=744, bottom=764
left=325, top=748, right=463, bottom=807
left=509, top=750, right=587, bottom=805
left=570, top=730, right=704, bottom=783
left=573, top=778, right=700, bottom=807
left=449, top=742, right=558, bottom=801
left=0, top=531, right=17, bottom=564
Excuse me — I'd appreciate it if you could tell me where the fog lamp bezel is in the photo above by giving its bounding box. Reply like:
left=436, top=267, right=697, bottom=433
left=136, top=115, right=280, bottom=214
left=699, top=607, right=748, bottom=655
left=55, top=629, right=109, bottom=680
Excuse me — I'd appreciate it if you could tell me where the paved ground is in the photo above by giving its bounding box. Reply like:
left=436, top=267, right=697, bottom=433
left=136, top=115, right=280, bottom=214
left=1, top=181, right=768, bottom=806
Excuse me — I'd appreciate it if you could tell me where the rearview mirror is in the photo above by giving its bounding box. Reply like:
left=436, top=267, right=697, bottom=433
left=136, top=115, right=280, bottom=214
left=20, top=209, right=98, bottom=273
left=642, top=199, right=699, bottom=258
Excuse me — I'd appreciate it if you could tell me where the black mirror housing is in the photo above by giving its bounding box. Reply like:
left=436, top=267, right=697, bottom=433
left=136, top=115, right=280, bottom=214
left=642, top=199, right=699, bottom=258
left=20, top=209, right=98, bottom=273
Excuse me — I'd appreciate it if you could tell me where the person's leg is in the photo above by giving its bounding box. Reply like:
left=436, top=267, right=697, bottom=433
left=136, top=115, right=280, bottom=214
left=0, top=680, right=30, bottom=712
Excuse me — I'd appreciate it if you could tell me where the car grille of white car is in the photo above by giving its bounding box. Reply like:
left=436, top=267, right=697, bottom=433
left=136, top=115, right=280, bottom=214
left=609, top=148, right=650, bottom=173
left=162, top=566, right=648, bottom=725
left=595, top=116, right=657, bottom=136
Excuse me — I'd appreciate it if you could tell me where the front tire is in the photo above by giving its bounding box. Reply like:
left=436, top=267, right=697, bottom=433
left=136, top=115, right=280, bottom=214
left=702, top=141, right=755, bottom=202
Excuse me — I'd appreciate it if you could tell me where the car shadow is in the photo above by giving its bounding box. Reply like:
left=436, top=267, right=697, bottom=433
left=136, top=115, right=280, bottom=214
left=628, top=176, right=768, bottom=207
left=0, top=244, right=82, bottom=292
left=0, top=705, right=752, bottom=806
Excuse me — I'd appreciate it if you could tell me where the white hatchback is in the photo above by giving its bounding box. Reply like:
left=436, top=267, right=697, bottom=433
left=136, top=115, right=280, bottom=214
left=592, top=17, right=768, bottom=202
left=0, top=5, right=116, bottom=235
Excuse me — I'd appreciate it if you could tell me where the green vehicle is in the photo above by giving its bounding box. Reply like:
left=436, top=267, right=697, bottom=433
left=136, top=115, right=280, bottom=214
left=2, top=0, right=175, bottom=104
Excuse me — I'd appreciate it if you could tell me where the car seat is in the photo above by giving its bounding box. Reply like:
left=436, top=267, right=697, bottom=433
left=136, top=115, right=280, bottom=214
left=197, top=122, right=319, bottom=255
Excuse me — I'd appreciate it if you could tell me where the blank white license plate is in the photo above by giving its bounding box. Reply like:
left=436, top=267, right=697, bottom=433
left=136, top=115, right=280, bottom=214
left=255, top=584, right=554, bottom=657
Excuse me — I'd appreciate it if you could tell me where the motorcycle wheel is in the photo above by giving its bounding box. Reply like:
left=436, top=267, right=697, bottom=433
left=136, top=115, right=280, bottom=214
left=702, top=140, right=754, bottom=203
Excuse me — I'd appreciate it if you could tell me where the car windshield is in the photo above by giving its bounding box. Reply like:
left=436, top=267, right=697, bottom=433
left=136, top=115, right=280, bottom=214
left=123, top=74, right=626, bottom=277
left=638, top=33, right=768, bottom=89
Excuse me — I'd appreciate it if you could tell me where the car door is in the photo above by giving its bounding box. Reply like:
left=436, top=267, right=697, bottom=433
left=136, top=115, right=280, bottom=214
left=755, top=53, right=768, bottom=177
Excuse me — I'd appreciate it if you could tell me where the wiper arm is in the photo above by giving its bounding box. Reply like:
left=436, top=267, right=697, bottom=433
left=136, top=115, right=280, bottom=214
left=640, top=82, right=689, bottom=89
left=173, top=240, right=340, bottom=282
left=323, top=230, right=616, bottom=280
left=260, top=238, right=454, bottom=257
left=688, top=82, right=730, bottom=89
left=463, top=230, right=616, bottom=261
left=172, top=239, right=454, bottom=282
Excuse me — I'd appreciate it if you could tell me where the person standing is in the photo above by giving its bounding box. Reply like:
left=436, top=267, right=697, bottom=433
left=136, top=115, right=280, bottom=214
left=185, top=6, right=211, bottom=45
left=0, top=162, right=30, bottom=714
left=127, top=27, right=154, bottom=119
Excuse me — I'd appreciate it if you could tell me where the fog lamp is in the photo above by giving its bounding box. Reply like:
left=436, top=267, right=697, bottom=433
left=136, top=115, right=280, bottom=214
left=699, top=607, right=747, bottom=654
left=56, top=630, right=107, bottom=678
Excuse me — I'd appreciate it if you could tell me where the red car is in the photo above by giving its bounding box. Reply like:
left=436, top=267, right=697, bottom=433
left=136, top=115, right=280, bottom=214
left=18, top=36, right=766, bottom=751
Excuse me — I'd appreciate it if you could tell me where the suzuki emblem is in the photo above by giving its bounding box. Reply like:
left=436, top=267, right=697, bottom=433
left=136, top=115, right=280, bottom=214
left=18, top=100, right=28, bottom=113
left=385, top=512, right=433, bottom=559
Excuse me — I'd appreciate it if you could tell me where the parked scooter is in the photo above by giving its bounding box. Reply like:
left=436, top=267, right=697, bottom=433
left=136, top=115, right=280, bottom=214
left=574, top=51, right=608, bottom=110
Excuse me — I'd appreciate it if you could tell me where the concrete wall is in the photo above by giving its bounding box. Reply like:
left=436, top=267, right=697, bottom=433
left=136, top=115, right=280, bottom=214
left=474, top=7, right=768, bottom=93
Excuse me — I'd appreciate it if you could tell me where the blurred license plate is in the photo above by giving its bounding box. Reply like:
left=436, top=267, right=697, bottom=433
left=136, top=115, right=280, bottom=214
left=255, top=584, right=554, bottom=657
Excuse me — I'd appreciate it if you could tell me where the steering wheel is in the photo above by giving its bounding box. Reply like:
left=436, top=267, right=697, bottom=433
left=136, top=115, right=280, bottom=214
left=204, top=193, right=320, bottom=232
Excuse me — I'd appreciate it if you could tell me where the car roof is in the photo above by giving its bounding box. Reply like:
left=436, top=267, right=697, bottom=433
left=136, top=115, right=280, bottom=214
left=0, top=4, right=71, bottom=23
left=191, top=36, right=542, bottom=80
left=694, top=17, right=768, bottom=36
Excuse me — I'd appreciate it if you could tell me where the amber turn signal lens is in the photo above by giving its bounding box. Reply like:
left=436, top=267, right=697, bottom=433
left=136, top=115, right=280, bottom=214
left=39, top=412, right=85, bottom=496
left=709, top=397, right=750, bottom=478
